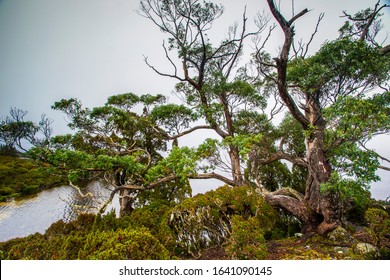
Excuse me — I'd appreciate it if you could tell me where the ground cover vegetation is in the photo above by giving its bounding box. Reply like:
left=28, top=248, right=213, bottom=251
left=0, top=153, right=65, bottom=201
left=0, top=0, right=389, bottom=259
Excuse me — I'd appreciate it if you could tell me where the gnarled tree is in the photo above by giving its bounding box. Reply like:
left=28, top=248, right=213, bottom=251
left=138, top=0, right=270, bottom=186
left=251, top=0, right=390, bottom=234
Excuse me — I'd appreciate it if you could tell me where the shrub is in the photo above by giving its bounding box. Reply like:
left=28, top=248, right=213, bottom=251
left=365, top=208, right=390, bottom=236
left=0, top=186, right=14, bottom=196
left=20, top=184, right=39, bottom=195
left=78, top=227, right=170, bottom=260
left=167, top=185, right=277, bottom=257
left=5, top=233, right=62, bottom=260
left=225, top=215, right=267, bottom=260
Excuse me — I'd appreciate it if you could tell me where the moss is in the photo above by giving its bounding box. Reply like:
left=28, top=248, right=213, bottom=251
left=0, top=187, right=14, bottom=196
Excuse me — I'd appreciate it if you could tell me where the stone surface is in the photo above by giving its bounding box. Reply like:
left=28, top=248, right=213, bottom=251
left=353, top=242, right=379, bottom=257
left=328, top=226, right=356, bottom=245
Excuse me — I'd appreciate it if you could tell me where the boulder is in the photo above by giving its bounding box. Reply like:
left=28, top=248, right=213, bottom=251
left=328, top=226, right=356, bottom=245
left=353, top=242, right=380, bottom=258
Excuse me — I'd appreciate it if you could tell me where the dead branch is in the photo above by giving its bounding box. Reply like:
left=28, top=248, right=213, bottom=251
left=69, top=181, right=94, bottom=198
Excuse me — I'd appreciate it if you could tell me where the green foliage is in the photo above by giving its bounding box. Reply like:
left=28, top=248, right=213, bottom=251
left=365, top=208, right=390, bottom=238
left=320, top=173, right=371, bottom=222
left=223, top=134, right=263, bottom=159
left=225, top=215, right=267, bottom=259
left=0, top=212, right=171, bottom=260
left=148, top=146, right=198, bottom=182
left=151, top=104, right=198, bottom=134
left=167, top=185, right=277, bottom=257
left=78, top=228, right=170, bottom=260
left=287, top=39, right=389, bottom=95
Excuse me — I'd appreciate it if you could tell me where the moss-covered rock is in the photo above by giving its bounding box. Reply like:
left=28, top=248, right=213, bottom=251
left=353, top=242, right=380, bottom=259
left=352, top=226, right=377, bottom=245
left=328, top=226, right=357, bottom=245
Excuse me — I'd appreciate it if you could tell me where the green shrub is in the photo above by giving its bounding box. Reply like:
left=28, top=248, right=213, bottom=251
left=167, top=185, right=277, bottom=257
left=20, top=184, right=39, bottom=195
left=0, top=156, right=65, bottom=199
left=365, top=208, right=390, bottom=236
left=0, top=186, right=14, bottom=196
left=78, top=227, right=170, bottom=260
left=225, top=215, right=267, bottom=260
left=4, top=233, right=62, bottom=260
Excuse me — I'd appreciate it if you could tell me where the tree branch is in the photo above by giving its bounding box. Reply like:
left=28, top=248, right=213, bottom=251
left=169, top=125, right=214, bottom=140
left=266, top=0, right=310, bottom=129
left=143, top=55, right=186, bottom=82
left=379, top=44, right=390, bottom=55
left=379, top=165, right=390, bottom=171
left=98, top=171, right=237, bottom=213
left=359, top=1, right=389, bottom=42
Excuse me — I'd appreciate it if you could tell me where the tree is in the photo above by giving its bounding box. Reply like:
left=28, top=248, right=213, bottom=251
left=35, top=94, right=191, bottom=215
left=138, top=0, right=270, bottom=185
left=250, top=0, right=390, bottom=234
left=31, top=93, right=241, bottom=215
left=0, top=107, right=52, bottom=153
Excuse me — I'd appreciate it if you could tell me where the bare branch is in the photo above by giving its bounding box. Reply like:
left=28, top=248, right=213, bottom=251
left=266, top=0, right=310, bottom=129
left=250, top=148, right=307, bottom=167
left=169, top=125, right=213, bottom=140
left=302, top=12, right=324, bottom=57
left=98, top=171, right=237, bottom=213
left=162, top=41, right=179, bottom=76
left=359, top=1, right=389, bottom=42
left=379, top=165, right=390, bottom=171
left=143, top=55, right=186, bottom=82
left=288, top=8, right=310, bottom=26
left=69, top=181, right=94, bottom=198
left=358, top=141, right=390, bottom=165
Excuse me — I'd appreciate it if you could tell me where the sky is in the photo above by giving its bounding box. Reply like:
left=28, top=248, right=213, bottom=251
left=0, top=0, right=389, bottom=198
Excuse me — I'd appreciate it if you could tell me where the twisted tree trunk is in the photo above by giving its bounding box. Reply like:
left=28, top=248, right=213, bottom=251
left=263, top=0, right=340, bottom=235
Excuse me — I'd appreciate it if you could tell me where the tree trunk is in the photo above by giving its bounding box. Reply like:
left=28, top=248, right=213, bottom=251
left=266, top=102, right=340, bottom=235
left=303, top=98, right=340, bottom=234
left=229, top=145, right=244, bottom=186
left=119, top=188, right=134, bottom=216
left=263, top=0, right=342, bottom=235
left=115, top=169, right=135, bottom=216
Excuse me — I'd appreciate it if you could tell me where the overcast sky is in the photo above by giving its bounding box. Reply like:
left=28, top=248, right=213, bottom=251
left=0, top=0, right=389, bottom=198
